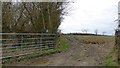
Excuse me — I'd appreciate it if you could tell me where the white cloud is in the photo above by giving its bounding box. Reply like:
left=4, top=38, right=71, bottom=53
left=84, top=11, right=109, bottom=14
left=59, top=0, right=120, bottom=35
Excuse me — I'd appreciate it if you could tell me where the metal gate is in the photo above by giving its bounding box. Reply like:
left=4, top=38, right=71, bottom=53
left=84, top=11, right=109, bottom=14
left=0, top=33, right=56, bottom=61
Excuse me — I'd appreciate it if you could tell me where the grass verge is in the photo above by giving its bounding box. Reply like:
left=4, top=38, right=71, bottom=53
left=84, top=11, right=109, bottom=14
left=56, top=35, right=70, bottom=51
left=103, top=47, right=118, bottom=67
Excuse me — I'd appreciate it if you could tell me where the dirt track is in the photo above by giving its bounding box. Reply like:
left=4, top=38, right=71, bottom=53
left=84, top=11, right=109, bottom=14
left=13, top=35, right=115, bottom=66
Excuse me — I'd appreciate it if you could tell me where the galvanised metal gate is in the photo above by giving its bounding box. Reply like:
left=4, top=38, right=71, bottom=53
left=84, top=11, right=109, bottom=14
left=0, top=33, right=56, bottom=61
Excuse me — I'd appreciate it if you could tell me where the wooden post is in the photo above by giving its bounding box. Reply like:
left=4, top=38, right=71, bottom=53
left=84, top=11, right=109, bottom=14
left=55, top=30, right=61, bottom=48
left=115, top=29, right=120, bottom=65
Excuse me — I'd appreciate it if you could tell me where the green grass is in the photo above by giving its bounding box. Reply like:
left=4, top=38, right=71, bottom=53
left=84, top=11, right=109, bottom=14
left=56, top=35, right=70, bottom=51
left=118, top=44, right=120, bottom=65
left=103, top=52, right=116, bottom=66
left=103, top=48, right=118, bottom=67
left=42, top=35, right=70, bottom=54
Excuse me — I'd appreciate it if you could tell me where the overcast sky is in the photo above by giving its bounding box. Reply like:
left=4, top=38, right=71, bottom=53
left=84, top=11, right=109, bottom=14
left=59, top=0, right=120, bottom=35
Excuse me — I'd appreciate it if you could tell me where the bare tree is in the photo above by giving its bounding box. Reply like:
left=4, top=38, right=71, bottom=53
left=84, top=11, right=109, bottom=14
left=81, top=29, right=85, bottom=33
left=102, top=31, right=106, bottom=35
left=2, top=2, right=70, bottom=33
left=95, top=29, right=98, bottom=35
left=81, top=29, right=88, bottom=34
left=84, top=29, right=88, bottom=34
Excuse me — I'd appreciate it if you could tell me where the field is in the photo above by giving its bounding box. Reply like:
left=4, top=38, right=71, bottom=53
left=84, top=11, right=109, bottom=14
left=3, top=35, right=118, bottom=66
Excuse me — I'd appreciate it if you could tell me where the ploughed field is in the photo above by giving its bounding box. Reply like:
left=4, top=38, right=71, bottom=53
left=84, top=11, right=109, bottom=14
left=6, top=35, right=115, bottom=66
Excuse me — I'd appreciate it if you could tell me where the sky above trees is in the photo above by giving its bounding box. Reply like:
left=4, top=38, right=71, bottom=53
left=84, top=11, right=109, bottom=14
left=59, top=0, right=120, bottom=35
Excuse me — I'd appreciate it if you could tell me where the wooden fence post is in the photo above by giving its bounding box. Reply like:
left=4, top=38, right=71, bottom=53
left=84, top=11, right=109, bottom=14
left=54, top=33, right=60, bottom=48
left=115, top=30, right=120, bottom=65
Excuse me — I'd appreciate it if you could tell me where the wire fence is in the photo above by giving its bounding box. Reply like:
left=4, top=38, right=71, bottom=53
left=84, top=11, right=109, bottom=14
left=0, top=33, right=58, bottom=60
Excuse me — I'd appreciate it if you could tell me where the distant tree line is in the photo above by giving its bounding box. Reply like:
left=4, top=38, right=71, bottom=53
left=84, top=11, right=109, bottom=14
left=62, top=33, right=107, bottom=36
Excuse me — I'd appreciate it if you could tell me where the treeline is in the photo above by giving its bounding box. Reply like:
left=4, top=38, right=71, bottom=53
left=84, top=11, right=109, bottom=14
left=2, top=2, right=68, bottom=33
left=62, top=33, right=108, bottom=36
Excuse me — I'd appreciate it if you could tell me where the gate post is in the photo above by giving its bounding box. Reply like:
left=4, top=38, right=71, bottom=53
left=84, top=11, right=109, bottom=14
left=115, top=29, right=120, bottom=65
left=117, top=2, right=120, bottom=65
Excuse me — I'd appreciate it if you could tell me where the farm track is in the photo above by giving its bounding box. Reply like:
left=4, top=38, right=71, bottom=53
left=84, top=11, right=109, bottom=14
left=9, top=35, right=115, bottom=66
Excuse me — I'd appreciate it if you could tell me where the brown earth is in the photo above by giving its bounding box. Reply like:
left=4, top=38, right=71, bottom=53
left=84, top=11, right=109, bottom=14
left=9, top=35, right=115, bottom=66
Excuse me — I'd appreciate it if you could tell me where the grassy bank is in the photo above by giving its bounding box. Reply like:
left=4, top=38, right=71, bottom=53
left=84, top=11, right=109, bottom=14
left=103, top=47, right=118, bottom=66
left=56, top=35, right=70, bottom=51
